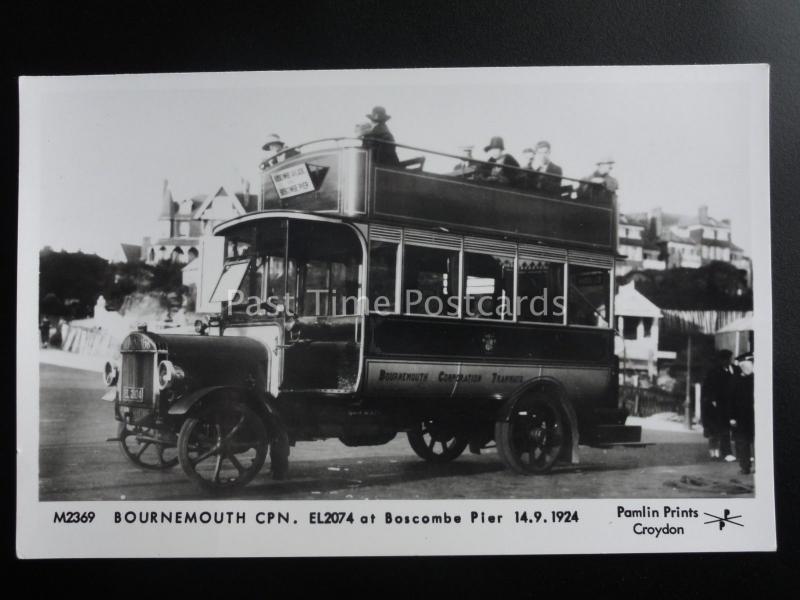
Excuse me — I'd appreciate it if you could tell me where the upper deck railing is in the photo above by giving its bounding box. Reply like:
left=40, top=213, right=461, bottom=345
left=260, top=137, right=607, bottom=200
left=257, top=138, right=618, bottom=252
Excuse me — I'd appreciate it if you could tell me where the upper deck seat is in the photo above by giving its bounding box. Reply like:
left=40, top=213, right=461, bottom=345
left=398, top=156, right=426, bottom=171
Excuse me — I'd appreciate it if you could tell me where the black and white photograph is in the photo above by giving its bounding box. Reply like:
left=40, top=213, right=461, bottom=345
left=16, top=65, right=774, bottom=557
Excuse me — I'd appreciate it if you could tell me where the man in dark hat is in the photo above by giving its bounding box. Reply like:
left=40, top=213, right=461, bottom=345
left=360, top=106, right=399, bottom=167
left=729, top=352, right=755, bottom=474
left=478, top=136, right=519, bottom=184
left=522, top=140, right=563, bottom=194
left=260, top=133, right=300, bottom=170
left=701, top=349, right=739, bottom=460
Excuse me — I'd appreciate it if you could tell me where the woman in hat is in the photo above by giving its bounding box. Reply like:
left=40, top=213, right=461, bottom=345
left=260, top=133, right=300, bottom=170
left=478, top=136, right=519, bottom=184
left=360, top=106, right=399, bottom=167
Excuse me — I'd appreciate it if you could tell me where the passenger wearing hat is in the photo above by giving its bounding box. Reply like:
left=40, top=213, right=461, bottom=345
left=360, top=106, right=399, bottom=167
left=522, top=141, right=563, bottom=194
left=452, top=145, right=476, bottom=175
left=729, top=352, right=755, bottom=474
left=260, top=133, right=300, bottom=170
left=478, top=136, right=519, bottom=184
left=579, top=156, right=619, bottom=201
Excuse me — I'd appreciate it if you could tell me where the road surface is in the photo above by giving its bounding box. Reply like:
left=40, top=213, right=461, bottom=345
left=38, top=363, right=754, bottom=501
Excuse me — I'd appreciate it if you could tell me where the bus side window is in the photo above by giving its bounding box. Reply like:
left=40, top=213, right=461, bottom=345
left=402, top=244, right=461, bottom=317
left=517, top=259, right=565, bottom=324
left=567, top=265, right=611, bottom=326
left=463, top=252, right=514, bottom=320
left=369, top=241, right=399, bottom=313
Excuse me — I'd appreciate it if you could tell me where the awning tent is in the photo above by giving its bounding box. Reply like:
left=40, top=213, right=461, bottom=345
left=714, top=313, right=753, bottom=356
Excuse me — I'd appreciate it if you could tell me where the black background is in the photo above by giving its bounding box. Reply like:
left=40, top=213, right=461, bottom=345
left=4, top=0, right=800, bottom=594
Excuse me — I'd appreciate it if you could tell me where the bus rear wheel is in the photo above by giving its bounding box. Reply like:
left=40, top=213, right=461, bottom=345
left=407, top=419, right=469, bottom=463
left=495, top=391, right=566, bottom=475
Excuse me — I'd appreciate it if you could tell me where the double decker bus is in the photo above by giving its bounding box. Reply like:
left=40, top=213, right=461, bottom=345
left=105, top=137, right=641, bottom=492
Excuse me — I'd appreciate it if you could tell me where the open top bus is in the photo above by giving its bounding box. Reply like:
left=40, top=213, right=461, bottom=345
left=104, top=137, right=641, bottom=492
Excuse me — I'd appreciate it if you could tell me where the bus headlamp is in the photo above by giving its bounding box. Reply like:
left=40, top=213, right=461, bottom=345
left=158, top=360, right=184, bottom=391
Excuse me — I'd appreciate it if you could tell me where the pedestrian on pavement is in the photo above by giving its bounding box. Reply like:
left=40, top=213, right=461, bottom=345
left=701, top=349, right=739, bottom=460
left=39, top=317, right=51, bottom=348
left=729, top=352, right=755, bottom=474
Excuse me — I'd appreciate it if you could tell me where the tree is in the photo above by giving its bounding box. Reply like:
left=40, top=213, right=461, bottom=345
left=39, top=248, right=111, bottom=319
left=617, top=261, right=752, bottom=311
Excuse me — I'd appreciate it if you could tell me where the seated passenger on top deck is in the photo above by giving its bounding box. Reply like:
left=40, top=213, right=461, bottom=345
left=521, top=140, right=563, bottom=195
left=260, top=133, right=300, bottom=170
left=452, top=145, right=476, bottom=176
left=360, top=106, right=400, bottom=167
left=579, top=156, right=618, bottom=202
left=476, top=136, right=520, bottom=185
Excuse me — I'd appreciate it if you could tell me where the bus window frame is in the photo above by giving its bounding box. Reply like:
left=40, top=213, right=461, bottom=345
left=367, top=238, right=402, bottom=316
left=462, top=247, right=517, bottom=323
left=401, top=238, right=463, bottom=320
left=564, top=261, right=614, bottom=329
left=364, top=224, right=615, bottom=330
left=515, top=255, right=567, bottom=327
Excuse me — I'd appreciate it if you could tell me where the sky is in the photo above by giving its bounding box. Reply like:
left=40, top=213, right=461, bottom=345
left=23, top=66, right=764, bottom=259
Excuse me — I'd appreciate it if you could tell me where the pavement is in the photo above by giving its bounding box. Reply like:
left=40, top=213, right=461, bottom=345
left=37, top=358, right=755, bottom=501
left=40, top=347, right=109, bottom=373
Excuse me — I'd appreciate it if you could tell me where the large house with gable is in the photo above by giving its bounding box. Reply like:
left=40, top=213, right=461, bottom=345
left=616, top=205, right=751, bottom=284
left=140, top=180, right=257, bottom=312
left=141, top=180, right=257, bottom=266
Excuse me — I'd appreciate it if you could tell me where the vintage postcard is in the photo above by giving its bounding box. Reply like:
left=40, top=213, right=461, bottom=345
left=17, top=65, right=774, bottom=557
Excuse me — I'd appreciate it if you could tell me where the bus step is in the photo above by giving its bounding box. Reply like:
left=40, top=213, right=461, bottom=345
left=583, top=424, right=642, bottom=445
left=591, top=442, right=654, bottom=449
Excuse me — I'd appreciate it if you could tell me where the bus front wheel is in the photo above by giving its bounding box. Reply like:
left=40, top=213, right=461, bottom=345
left=495, top=390, right=566, bottom=475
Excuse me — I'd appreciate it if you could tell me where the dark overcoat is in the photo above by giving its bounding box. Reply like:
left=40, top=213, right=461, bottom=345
left=730, top=373, right=754, bottom=440
left=363, top=122, right=399, bottom=166
left=701, top=364, right=739, bottom=437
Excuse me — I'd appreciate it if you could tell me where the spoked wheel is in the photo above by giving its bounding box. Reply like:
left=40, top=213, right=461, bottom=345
left=118, top=422, right=178, bottom=470
left=407, top=419, right=469, bottom=463
left=178, top=400, right=268, bottom=492
left=495, top=391, right=566, bottom=474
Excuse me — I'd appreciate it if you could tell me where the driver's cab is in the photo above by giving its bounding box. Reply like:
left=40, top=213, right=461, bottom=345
left=211, top=215, right=365, bottom=397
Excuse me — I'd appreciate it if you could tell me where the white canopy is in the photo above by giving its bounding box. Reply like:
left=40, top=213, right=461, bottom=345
left=614, top=281, right=662, bottom=318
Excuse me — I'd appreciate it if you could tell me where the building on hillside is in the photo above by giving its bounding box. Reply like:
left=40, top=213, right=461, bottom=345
left=617, top=214, right=665, bottom=275
left=141, top=180, right=257, bottom=266
left=614, top=281, right=677, bottom=383
left=139, top=179, right=257, bottom=313
left=617, top=205, right=750, bottom=282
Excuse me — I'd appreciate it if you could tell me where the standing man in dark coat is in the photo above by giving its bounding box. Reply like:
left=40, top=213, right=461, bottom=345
left=361, top=106, right=399, bottom=167
left=478, top=136, right=520, bottom=184
left=701, top=349, right=739, bottom=460
left=729, top=352, right=755, bottom=474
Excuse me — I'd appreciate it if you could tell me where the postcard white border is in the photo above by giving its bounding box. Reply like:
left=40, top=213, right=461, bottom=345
left=17, top=65, right=775, bottom=557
